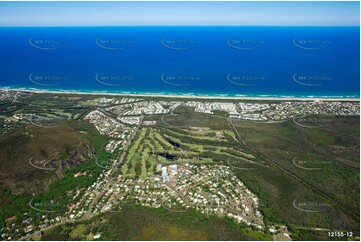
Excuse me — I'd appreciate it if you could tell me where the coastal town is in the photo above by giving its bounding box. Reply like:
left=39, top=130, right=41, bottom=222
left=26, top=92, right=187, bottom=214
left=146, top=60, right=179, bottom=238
left=0, top=1, right=359, bottom=240
left=70, top=163, right=264, bottom=229
left=184, top=100, right=359, bottom=121
left=2, top=92, right=358, bottom=136
left=0, top=89, right=359, bottom=240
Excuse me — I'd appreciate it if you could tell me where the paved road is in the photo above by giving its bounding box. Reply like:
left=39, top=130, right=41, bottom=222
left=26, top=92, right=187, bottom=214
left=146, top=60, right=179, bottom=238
left=82, top=112, right=144, bottom=220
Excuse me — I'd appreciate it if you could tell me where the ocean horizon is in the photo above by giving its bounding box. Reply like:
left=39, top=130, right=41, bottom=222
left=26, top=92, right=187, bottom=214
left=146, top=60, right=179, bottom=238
left=0, top=26, right=359, bottom=98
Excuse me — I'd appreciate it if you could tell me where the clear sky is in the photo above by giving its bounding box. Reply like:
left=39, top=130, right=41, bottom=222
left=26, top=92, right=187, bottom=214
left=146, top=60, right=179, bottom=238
left=0, top=1, right=359, bottom=26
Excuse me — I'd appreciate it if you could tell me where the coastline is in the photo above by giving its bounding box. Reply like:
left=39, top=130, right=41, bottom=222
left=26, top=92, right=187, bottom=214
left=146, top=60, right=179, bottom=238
left=1, top=87, right=360, bottom=102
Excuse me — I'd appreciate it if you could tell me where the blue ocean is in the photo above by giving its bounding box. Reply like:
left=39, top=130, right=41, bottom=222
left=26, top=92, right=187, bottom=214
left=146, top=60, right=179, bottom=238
left=0, top=26, right=359, bottom=98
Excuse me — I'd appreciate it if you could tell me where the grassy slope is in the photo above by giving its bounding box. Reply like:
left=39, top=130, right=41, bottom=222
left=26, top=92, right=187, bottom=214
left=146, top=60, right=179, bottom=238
left=0, top=123, right=84, bottom=194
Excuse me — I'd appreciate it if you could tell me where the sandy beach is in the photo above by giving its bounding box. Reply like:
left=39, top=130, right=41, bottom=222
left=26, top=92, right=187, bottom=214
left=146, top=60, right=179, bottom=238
left=1, top=88, right=359, bottom=102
